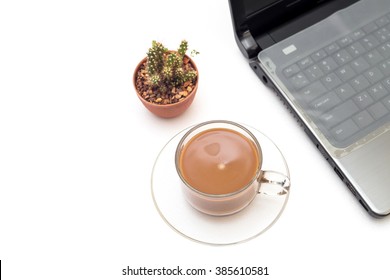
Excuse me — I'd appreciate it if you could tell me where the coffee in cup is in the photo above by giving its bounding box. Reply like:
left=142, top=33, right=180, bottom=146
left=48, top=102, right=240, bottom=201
left=175, top=120, right=289, bottom=216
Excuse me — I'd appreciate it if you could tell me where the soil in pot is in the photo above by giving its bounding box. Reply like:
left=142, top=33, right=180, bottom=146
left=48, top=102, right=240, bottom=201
left=134, top=56, right=198, bottom=106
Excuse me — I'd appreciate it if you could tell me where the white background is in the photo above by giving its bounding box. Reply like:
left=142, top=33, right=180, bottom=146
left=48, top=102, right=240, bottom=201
left=1, top=0, right=389, bottom=279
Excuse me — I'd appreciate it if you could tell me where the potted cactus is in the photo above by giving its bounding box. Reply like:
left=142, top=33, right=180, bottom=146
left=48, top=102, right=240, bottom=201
left=133, top=40, right=199, bottom=118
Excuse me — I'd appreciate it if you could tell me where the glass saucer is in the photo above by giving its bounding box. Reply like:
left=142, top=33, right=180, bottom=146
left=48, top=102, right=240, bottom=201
left=151, top=123, right=290, bottom=245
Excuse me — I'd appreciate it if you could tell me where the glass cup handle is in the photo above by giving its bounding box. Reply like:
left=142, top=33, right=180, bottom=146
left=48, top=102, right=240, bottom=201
left=257, top=170, right=290, bottom=196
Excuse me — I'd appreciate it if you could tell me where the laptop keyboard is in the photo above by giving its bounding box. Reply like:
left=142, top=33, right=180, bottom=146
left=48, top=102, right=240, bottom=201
left=283, top=12, right=390, bottom=148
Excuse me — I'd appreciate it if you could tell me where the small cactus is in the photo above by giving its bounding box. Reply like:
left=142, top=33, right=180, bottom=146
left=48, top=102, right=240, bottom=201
left=146, top=41, right=166, bottom=75
left=177, top=40, right=188, bottom=58
left=146, top=40, right=198, bottom=90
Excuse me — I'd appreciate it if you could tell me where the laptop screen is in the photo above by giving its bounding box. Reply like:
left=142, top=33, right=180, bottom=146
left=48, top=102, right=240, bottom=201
left=229, top=0, right=359, bottom=57
left=244, top=0, right=278, bottom=17
left=244, top=0, right=333, bottom=34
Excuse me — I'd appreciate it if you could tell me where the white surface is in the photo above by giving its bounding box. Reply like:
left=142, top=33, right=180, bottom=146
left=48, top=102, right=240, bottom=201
left=0, top=0, right=389, bottom=279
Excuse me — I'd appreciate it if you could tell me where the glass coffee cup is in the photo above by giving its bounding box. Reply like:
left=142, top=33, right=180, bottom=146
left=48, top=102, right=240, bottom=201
left=175, top=120, right=290, bottom=216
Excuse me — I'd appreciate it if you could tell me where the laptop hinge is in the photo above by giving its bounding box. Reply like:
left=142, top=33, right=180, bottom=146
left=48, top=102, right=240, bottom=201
left=237, top=29, right=277, bottom=60
left=237, top=30, right=261, bottom=59
left=255, top=34, right=276, bottom=53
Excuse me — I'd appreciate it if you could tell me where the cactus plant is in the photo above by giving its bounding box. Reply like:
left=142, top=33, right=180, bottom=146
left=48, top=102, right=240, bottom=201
left=144, top=40, right=198, bottom=99
left=134, top=40, right=199, bottom=117
left=146, top=40, right=197, bottom=89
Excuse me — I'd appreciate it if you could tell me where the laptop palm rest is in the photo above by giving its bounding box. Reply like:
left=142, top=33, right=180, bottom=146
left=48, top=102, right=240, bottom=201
left=337, top=130, right=390, bottom=216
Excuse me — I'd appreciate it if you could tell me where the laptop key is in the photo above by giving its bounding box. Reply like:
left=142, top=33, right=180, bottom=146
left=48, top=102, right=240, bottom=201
left=299, top=81, right=327, bottom=103
left=382, top=77, right=390, bottom=90
left=353, top=110, right=374, bottom=129
left=283, top=64, right=300, bottom=78
left=368, top=83, right=388, bottom=100
left=335, top=83, right=356, bottom=100
left=353, top=91, right=374, bottom=109
left=338, top=36, right=353, bottom=48
left=331, top=119, right=359, bottom=142
left=375, top=27, right=390, bottom=42
left=361, top=35, right=380, bottom=50
left=311, top=50, right=327, bottom=62
left=368, top=102, right=389, bottom=120
left=290, top=72, right=310, bottom=89
left=363, top=22, right=378, bottom=34
left=320, top=100, right=359, bottom=129
left=364, top=67, right=384, bottom=84
left=383, top=96, right=390, bottom=110
left=336, top=65, right=356, bottom=82
left=376, top=16, right=390, bottom=27
left=365, top=50, right=383, bottom=65
left=319, top=57, right=338, bottom=73
left=350, top=57, right=370, bottom=73
left=304, top=64, right=324, bottom=81
left=351, top=29, right=366, bottom=41
left=378, top=42, right=390, bottom=58
left=324, top=43, right=340, bottom=55
left=347, top=42, right=366, bottom=58
left=322, top=73, right=342, bottom=90
left=311, top=91, right=341, bottom=114
left=298, top=57, right=313, bottom=69
left=334, top=50, right=353, bottom=65
left=350, top=75, right=370, bottom=92
left=379, top=59, right=390, bottom=75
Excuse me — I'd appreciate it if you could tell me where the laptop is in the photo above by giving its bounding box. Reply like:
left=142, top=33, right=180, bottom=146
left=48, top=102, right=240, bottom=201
left=229, top=0, right=390, bottom=217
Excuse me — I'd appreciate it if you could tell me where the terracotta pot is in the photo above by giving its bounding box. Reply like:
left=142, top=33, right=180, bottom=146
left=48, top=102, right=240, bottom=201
left=133, top=55, right=198, bottom=118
